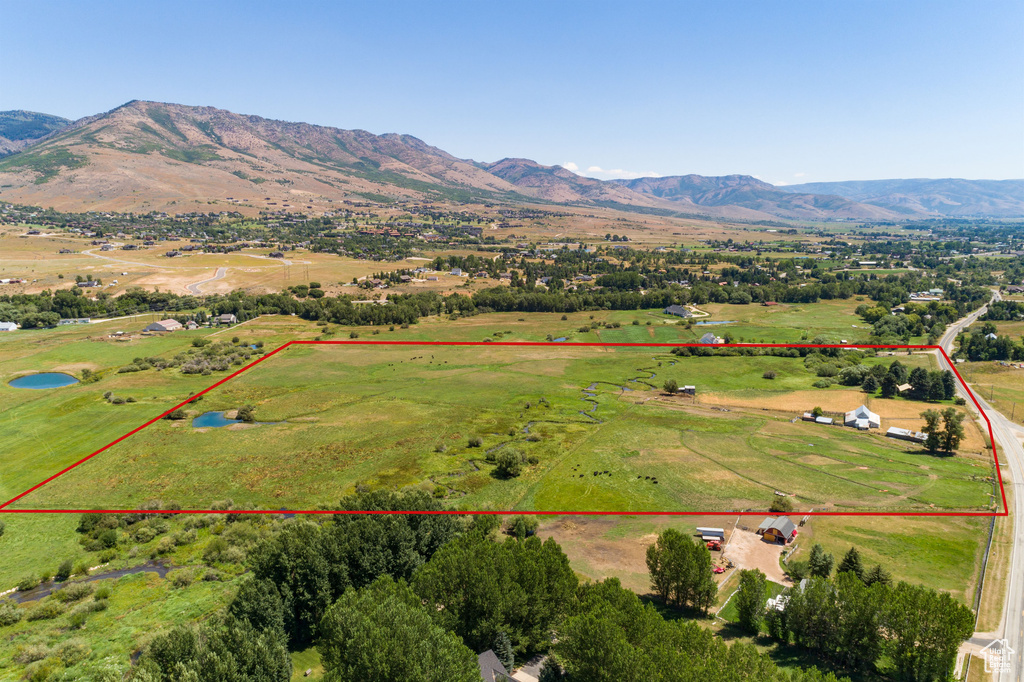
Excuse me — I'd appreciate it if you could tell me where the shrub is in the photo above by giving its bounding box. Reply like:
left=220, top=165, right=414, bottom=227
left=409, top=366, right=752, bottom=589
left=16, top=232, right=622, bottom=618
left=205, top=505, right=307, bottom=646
left=495, top=449, right=525, bottom=478
left=72, top=560, right=91, bottom=576
left=812, top=378, right=834, bottom=388
left=13, top=643, right=50, bottom=664
left=67, top=612, right=87, bottom=629
left=93, top=585, right=112, bottom=601
left=762, top=370, right=777, bottom=380
left=26, top=600, right=65, bottom=621
left=55, top=559, right=73, bottom=582
left=169, top=569, right=194, bottom=588
left=165, top=409, right=187, bottom=420
left=578, top=326, right=591, bottom=333
left=769, top=496, right=793, bottom=513
left=467, top=436, right=483, bottom=448
left=17, top=575, right=39, bottom=592
left=155, top=536, right=175, bottom=555
left=53, top=581, right=94, bottom=603
left=787, top=560, right=809, bottom=581
left=349, top=331, right=359, bottom=339
left=0, top=598, right=22, bottom=626
left=236, top=405, right=256, bottom=422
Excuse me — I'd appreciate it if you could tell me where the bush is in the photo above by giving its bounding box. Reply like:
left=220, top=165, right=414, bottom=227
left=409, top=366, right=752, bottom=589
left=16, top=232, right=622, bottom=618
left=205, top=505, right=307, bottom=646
left=13, top=643, right=50, bottom=664
left=0, top=598, right=23, bottom=626
left=812, top=378, right=834, bottom=388
left=169, top=569, right=194, bottom=588
left=55, top=559, right=73, bottom=582
left=72, top=560, right=90, bottom=576
left=93, top=585, right=112, bottom=601
left=769, top=496, right=793, bottom=513
left=495, top=449, right=525, bottom=478
left=26, top=600, right=65, bottom=621
left=787, top=560, right=809, bottom=581
left=762, top=370, right=777, bottom=380
left=67, top=612, right=87, bottom=629
left=236, top=405, right=256, bottom=422
left=53, top=581, right=94, bottom=603
left=467, top=436, right=483, bottom=448
left=17, top=575, right=39, bottom=592
left=165, top=409, right=187, bottom=420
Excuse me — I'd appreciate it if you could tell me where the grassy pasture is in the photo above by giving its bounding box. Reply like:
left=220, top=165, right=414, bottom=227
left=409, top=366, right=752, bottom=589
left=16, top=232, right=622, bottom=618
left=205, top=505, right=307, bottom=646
left=5, top=339, right=997, bottom=516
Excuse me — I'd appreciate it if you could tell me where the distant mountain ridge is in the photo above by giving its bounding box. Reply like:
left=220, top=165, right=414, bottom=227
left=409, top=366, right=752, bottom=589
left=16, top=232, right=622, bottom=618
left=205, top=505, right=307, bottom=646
left=780, top=178, right=1024, bottom=217
left=0, top=110, right=72, bottom=157
left=0, top=100, right=1020, bottom=219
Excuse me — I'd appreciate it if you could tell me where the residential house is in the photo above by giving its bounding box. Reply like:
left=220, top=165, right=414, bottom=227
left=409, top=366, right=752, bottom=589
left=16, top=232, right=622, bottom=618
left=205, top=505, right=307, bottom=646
left=217, top=314, right=238, bottom=325
left=0, top=322, right=18, bottom=332
left=476, top=650, right=514, bottom=682
left=663, top=305, right=692, bottom=318
left=698, top=332, right=721, bottom=344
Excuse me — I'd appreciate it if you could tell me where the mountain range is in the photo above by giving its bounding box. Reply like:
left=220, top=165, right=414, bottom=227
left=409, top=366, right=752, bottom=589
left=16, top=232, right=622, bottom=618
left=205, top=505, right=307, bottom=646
left=0, top=101, right=1021, bottom=220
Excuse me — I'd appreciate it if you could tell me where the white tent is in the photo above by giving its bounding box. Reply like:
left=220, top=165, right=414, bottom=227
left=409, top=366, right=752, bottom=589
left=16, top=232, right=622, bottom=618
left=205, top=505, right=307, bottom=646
left=844, top=405, right=880, bottom=429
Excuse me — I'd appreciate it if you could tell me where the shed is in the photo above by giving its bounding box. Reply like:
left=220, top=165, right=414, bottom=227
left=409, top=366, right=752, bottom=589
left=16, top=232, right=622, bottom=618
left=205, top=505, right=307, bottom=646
left=897, top=383, right=913, bottom=393
left=0, top=322, right=18, bottom=332
left=696, top=527, right=725, bottom=539
left=886, top=427, right=927, bottom=443
left=815, top=416, right=833, bottom=425
left=682, top=385, right=696, bottom=395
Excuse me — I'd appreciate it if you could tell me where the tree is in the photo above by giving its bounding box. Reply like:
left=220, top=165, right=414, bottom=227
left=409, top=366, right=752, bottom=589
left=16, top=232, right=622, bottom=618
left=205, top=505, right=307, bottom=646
left=941, top=370, right=957, bottom=400
left=494, top=631, right=515, bottom=671
left=228, top=577, right=286, bottom=642
left=537, top=658, right=564, bottom=682
left=318, top=577, right=480, bottom=682
left=807, top=544, right=834, bottom=579
left=883, top=582, right=974, bottom=682
left=770, top=496, right=793, bottom=513
left=861, top=375, right=879, bottom=394
left=927, top=377, right=945, bottom=401
left=908, top=367, right=931, bottom=400
left=864, top=564, right=892, bottom=587
left=663, top=378, right=678, bottom=394
left=940, top=407, right=965, bottom=453
left=413, top=533, right=577, bottom=655
left=735, top=569, right=768, bottom=634
left=888, top=360, right=908, bottom=383
left=495, top=448, right=524, bottom=478
left=645, top=529, right=717, bottom=613
left=55, top=559, right=73, bottom=582
left=510, top=516, right=539, bottom=539
left=138, top=618, right=291, bottom=682
left=880, top=374, right=899, bottom=398
left=921, top=409, right=943, bottom=454
left=836, top=547, right=864, bottom=582
left=237, top=405, right=256, bottom=422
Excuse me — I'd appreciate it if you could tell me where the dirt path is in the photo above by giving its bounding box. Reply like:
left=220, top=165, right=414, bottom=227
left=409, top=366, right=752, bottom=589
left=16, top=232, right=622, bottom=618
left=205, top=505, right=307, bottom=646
left=725, top=527, right=791, bottom=585
left=186, top=267, right=227, bottom=294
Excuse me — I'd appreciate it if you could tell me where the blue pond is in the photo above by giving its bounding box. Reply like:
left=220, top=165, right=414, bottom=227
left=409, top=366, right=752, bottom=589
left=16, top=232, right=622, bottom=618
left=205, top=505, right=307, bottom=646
left=553, top=337, right=568, bottom=342
left=192, top=411, right=240, bottom=428
left=9, top=372, right=79, bottom=389
left=694, top=320, right=737, bottom=326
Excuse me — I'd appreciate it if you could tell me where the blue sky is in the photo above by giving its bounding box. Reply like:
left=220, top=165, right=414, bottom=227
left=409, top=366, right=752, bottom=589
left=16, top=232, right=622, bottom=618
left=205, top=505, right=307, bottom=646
left=2, top=1, right=1021, bottom=183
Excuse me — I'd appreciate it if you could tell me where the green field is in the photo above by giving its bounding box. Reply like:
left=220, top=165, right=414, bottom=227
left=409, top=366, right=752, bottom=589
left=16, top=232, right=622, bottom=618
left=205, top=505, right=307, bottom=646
left=4, top=333, right=996, bottom=516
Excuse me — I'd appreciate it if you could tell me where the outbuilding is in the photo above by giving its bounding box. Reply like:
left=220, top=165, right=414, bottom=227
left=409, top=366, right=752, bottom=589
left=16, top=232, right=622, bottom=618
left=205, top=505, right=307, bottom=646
left=144, top=319, right=183, bottom=333
left=844, top=405, right=880, bottom=430
left=664, top=305, right=692, bottom=318
left=757, top=516, right=797, bottom=544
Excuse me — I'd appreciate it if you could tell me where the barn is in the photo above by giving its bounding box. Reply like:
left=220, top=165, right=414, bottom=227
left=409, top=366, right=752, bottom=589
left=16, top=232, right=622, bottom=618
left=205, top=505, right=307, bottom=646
left=756, top=517, right=797, bottom=544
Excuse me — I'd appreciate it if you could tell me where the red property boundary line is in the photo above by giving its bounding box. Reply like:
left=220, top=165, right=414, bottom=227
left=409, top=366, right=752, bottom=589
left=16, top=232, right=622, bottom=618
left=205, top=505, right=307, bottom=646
left=0, top=341, right=1007, bottom=517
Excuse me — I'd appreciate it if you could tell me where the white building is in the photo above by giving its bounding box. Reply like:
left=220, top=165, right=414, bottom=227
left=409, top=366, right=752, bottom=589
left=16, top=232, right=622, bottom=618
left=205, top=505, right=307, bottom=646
left=845, top=405, right=880, bottom=430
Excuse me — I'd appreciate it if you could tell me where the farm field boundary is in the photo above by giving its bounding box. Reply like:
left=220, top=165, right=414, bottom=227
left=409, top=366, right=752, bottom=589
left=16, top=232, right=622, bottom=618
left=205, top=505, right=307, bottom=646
left=0, top=341, right=1007, bottom=517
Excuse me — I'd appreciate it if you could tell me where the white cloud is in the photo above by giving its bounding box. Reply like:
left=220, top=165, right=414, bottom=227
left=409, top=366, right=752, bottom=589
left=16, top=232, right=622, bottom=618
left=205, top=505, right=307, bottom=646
left=793, top=172, right=806, bottom=178
left=562, top=162, right=579, bottom=172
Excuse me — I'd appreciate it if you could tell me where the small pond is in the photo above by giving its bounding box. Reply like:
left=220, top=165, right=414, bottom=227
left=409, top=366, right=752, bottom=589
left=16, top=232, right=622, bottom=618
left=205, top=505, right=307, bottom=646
left=192, top=411, right=240, bottom=428
left=553, top=337, right=568, bottom=342
left=694, top=320, right=737, bottom=326
left=8, top=372, right=79, bottom=389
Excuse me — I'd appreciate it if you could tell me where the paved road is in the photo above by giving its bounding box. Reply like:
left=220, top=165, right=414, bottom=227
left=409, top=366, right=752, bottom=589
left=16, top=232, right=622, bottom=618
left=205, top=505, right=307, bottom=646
left=186, top=267, right=227, bottom=295
left=938, top=292, right=1024, bottom=680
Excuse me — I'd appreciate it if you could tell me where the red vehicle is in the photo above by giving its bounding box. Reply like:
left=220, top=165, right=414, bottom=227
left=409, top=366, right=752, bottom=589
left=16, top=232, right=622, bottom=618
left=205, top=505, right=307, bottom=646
left=706, top=540, right=722, bottom=551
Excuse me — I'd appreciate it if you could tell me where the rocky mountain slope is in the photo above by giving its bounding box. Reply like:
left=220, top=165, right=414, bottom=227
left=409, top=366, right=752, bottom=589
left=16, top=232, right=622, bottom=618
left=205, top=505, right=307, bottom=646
left=0, top=100, right=1018, bottom=219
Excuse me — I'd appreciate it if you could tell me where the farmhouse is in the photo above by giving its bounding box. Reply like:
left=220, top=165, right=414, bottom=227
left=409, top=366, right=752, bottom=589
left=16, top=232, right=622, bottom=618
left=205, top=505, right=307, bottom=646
left=0, top=322, right=19, bottom=332
left=664, top=304, right=692, bottom=318
left=844, top=405, right=880, bottom=430
left=144, top=319, right=183, bottom=333
left=886, top=427, right=927, bottom=443
left=216, top=313, right=238, bottom=325
left=756, top=517, right=797, bottom=544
